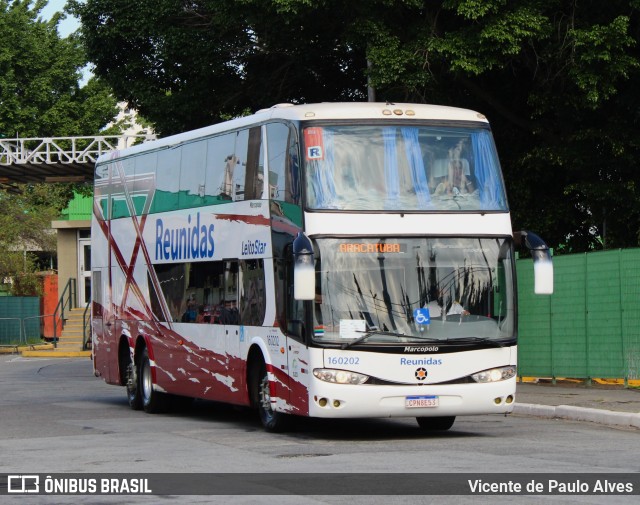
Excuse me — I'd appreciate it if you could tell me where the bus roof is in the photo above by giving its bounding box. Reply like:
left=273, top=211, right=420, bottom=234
left=97, top=102, right=489, bottom=163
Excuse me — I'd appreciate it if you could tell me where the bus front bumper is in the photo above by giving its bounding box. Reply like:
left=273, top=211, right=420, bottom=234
left=306, top=379, right=517, bottom=418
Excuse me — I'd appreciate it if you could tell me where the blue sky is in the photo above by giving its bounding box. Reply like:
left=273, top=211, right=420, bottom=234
left=41, top=0, right=80, bottom=37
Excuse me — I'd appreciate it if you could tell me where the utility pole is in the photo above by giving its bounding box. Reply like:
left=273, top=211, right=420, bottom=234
left=367, top=59, right=376, bottom=102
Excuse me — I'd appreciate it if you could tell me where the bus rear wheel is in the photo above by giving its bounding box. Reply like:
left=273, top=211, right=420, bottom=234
left=416, top=416, right=455, bottom=431
left=253, top=361, right=290, bottom=432
left=139, top=347, right=168, bottom=413
left=125, top=353, right=142, bottom=410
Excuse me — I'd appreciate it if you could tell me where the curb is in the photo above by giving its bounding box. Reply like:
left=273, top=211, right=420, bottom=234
left=20, top=350, right=91, bottom=358
left=520, top=377, right=640, bottom=387
left=0, top=344, right=55, bottom=355
left=514, top=402, right=640, bottom=430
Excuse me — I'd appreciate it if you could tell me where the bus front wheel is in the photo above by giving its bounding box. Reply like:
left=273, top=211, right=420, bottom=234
left=416, top=416, right=455, bottom=431
left=253, top=362, right=290, bottom=432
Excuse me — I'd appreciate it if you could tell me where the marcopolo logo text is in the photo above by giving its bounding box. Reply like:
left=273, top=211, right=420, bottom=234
left=155, top=213, right=214, bottom=261
left=404, top=346, right=439, bottom=353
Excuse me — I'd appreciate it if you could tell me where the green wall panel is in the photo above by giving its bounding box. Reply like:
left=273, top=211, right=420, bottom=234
left=517, top=248, right=640, bottom=381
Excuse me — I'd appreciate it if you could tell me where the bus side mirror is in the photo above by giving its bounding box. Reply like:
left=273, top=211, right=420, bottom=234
left=293, top=232, right=315, bottom=300
left=514, top=230, right=554, bottom=295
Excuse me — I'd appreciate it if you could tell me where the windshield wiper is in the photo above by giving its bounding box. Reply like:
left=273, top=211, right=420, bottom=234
left=404, top=334, right=443, bottom=343
left=442, top=337, right=508, bottom=347
left=341, top=330, right=407, bottom=350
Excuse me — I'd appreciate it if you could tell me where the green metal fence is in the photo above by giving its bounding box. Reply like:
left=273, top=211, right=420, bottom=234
left=0, top=297, right=41, bottom=346
left=517, top=248, right=640, bottom=381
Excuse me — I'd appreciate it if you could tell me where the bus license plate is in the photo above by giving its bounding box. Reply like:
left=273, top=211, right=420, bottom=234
left=405, top=395, right=439, bottom=408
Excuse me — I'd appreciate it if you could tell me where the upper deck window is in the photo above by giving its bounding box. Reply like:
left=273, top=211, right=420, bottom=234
left=303, top=124, right=507, bottom=212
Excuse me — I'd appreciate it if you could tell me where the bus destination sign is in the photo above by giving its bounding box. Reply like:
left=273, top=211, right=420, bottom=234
left=338, top=243, right=407, bottom=254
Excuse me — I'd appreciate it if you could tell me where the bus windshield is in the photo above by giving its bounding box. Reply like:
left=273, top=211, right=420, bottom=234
left=303, top=124, right=507, bottom=212
left=311, top=237, right=515, bottom=345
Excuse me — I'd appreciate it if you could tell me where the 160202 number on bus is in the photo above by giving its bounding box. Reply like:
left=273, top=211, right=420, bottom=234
left=326, top=356, right=360, bottom=366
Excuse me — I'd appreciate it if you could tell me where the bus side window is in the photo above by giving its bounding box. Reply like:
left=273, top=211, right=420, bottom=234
left=153, top=147, right=181, bottom=213
left=267, top=123, right=302, bottom=227
left=133, top=152, right=157, bottom=216
left=206, top=133, right=235, bottom=202
left=231, top=130, right=249, bottom=201
left=110, top=157, right=135, bottom=218
left=239, top=259, right=266, bottom=326
left=243, top=126, right=263, bottom=200
left=221, top=260, right=239, bottom=324
left=179, top=139, right=207, bottom=209
left=149, top=263, right=186, bottom=322
left=267, top=122, right=300, bottom=205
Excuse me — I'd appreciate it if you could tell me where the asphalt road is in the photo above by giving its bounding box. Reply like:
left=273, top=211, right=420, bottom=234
left=0, top=355, right=638, bottom=505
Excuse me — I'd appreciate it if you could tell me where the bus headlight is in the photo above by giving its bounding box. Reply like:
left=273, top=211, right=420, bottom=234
left=313, top=369, right=369, bottom=385
left=471, top=366, right=516, bottom=383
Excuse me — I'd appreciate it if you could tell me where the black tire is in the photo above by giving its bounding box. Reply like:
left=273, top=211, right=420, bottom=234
left=125, top=351, right=142, bottom=411
left=416, top=416, right=456, bottom=431
left=139, top=347, right=168, bottom=413
left=252, top=361, right=290, bottom=432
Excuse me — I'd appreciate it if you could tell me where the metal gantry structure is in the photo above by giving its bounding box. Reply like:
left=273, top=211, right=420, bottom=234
left=0, top=134, right=157, bottom=184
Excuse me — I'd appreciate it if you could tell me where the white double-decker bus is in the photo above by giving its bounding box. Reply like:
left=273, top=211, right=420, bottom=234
left=91, top=102, right=553, bottom=431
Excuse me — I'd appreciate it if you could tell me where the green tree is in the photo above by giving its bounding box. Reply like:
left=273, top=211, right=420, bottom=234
left=0, top=1, right=120, bottom=293
left=0, top=184, right=73, bottom=295
left=73, top=0, right=640, bottom=252
left=360, top=0, right=640, bottom=252
left=0, top=0, right=118, bottom=137
left=70, top=0, right=367, bottom=135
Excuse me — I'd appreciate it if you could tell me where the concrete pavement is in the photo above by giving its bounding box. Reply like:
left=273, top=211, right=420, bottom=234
left=515, top=381, right=640, bottom=430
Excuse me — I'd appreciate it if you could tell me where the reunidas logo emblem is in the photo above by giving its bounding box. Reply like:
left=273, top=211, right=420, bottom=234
left=415, top=368, right=428, bottom=380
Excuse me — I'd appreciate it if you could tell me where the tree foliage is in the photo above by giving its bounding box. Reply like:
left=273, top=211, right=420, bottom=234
left=73, top=0, right=640, bottom=253
left=70, top=0, right=367, bottom=134
left=0, top=184, right=74, bottom=295
left=360, top=0, right=640, bottom=253
left=0, top=0, right=118, bottom=137
left=0, top=1, right=120, bottom=293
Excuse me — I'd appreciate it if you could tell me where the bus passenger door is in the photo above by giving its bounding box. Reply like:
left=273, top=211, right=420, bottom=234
left=286, top=336, right=310, bottom=415
left=285, top=276, right=311, bottom=415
